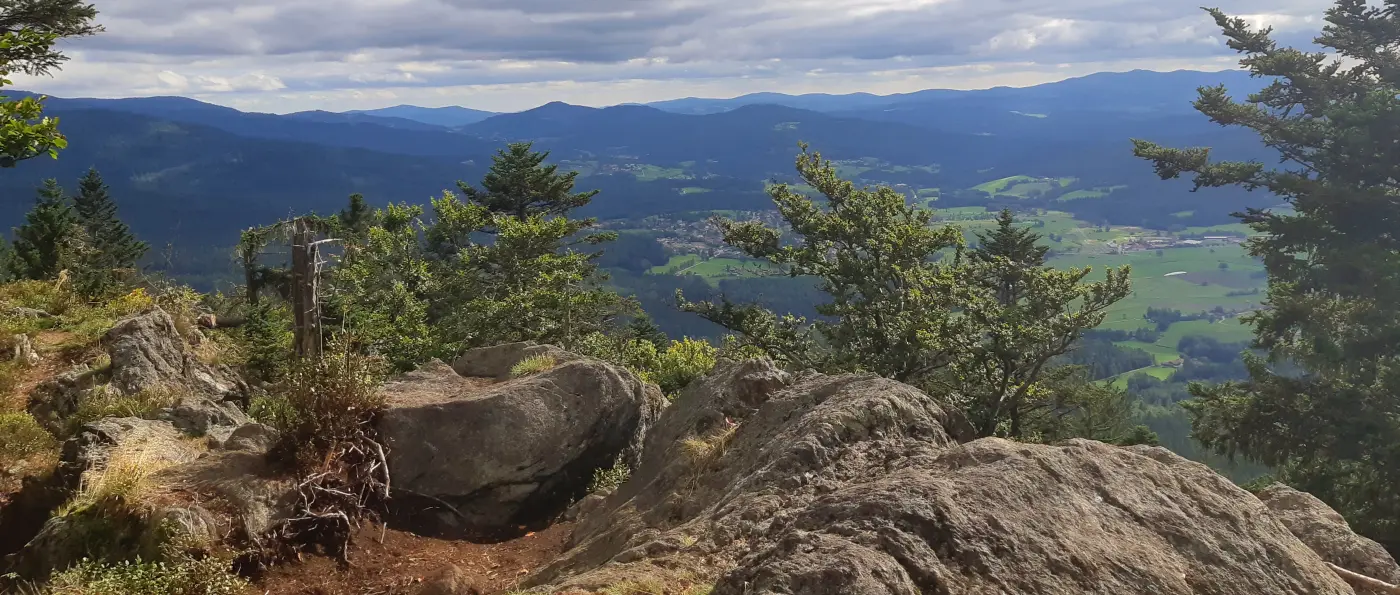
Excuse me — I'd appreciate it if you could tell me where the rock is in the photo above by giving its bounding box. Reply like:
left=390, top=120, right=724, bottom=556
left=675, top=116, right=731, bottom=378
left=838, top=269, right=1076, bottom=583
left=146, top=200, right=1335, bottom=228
left=378, top=354, right=664, bottom=531
left=104, top=309, right=187, bottom=396
left=5, top=307, right=51, bottom=319
left=151, top=506, right=222, bottom=547
left=417, top=564, right=486, bottom=595
left=1259, top=483, right=1400, bottom=593
left=58, top=417, right=201, bottom=486
left=525, top=360, right=1354, bottom=595
left=159, top=396, right=251, bottom=437
left=451, top=342, right=579, bottom=380
left=104, top=309, right=248, bottom=403
left=8, top=418, right=207, bottom=577
left=11, top=334, right=40, bottom=365
left=221, top=423, right=279, bottom=453
left=154, top=450, right=298, bottom=539
left=27, top=367, right=101, bottom=433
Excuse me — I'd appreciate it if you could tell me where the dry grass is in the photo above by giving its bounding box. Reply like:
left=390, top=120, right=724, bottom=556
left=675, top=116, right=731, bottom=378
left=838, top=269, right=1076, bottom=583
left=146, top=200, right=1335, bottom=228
left=510, top=354, right=558, bottom=378
left=65, top=385, right=183, bottom=437
left=59, top=432, right=201, bottom=517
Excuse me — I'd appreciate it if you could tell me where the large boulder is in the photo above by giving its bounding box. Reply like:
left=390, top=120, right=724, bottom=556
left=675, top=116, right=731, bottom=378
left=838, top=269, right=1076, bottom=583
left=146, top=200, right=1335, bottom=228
left=525, top=359, right=1355, bottom=594
left=378, top=347, right=665, bottom=532
left=1259, top=483, right=1400, bottom=593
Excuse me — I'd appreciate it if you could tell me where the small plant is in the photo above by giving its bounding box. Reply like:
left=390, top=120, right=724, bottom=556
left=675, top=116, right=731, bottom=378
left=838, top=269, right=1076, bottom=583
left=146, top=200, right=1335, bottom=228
left=61, top=437, right=194, bottom=517
left=588, top=456, right=631, bottom=494
left=510, top=354, right=558, bottom=378
left=43, top=551, right=246, bottom=595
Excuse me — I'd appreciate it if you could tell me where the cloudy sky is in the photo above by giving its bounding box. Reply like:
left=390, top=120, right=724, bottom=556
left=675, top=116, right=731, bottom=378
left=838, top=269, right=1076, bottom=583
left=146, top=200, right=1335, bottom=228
left=12, top=0, right=1334, bottom=113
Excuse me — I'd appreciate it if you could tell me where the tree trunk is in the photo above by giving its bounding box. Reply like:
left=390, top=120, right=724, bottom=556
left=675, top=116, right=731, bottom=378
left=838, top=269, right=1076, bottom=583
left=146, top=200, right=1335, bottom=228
left=290, top=219, right=322, bottom=359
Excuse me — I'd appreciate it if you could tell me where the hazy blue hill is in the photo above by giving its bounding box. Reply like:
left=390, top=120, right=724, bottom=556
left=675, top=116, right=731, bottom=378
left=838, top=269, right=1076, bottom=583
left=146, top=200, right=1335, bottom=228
left=347, top=104, right=497, bottom=127
left=38, top=95, right=496, bottom=158
left=0, top=108, right=481, bottom=246
left=284, top=109, right=448, bottom=131
left=645, top=69, right=1263, bottom=118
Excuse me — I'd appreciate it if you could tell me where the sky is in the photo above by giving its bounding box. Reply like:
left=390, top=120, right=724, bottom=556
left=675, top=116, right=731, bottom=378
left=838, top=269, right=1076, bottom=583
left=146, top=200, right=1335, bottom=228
left=11, top=0, right=1335, bottom=114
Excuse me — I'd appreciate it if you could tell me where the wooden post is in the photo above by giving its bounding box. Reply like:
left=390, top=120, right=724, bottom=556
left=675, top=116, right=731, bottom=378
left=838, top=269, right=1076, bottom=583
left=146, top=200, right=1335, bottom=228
left=290, top=218, right=323, bottom=359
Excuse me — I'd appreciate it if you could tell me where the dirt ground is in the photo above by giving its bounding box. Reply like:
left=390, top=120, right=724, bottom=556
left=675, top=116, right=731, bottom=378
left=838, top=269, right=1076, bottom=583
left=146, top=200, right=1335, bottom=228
left=253, top=521, right=574, bottom=595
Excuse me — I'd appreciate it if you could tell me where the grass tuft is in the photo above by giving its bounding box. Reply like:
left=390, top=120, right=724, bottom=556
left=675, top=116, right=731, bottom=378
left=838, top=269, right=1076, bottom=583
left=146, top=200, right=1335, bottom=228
left=510, top=354, right=558, bottom=378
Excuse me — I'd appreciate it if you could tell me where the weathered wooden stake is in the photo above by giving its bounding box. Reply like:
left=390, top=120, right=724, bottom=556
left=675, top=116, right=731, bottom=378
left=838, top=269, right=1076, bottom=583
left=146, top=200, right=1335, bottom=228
left=290, top=218, right=323, bottom=359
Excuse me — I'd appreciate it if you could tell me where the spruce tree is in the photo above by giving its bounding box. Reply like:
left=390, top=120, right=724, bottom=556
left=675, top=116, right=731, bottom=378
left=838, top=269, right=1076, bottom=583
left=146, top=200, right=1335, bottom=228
left=10, top=178, right=77, bottom=280
left=336, top=193, right=374, bottom=241
left=457, top=142, right=599, bottom=219
left=1134, top=1, right=1400, bottom=546
left=72, top=167, right=146, bottom=295
left=970, top=208, right=1050, bottom=306
left=626, top=313, right=669, bottom=349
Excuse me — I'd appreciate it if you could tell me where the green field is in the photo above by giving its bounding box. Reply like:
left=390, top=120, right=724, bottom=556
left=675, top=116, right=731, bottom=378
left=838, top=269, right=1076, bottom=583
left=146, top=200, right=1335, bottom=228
left=973, top=175, right=1036, bottom=194
left=648, top=255, right=702, bottom=275
left=632, top=164, right=688, bottom=181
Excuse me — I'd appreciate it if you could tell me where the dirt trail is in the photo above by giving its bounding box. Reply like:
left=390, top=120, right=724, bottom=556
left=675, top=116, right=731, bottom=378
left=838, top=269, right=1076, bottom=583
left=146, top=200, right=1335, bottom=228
left=254, top=522, right=573, bottom=595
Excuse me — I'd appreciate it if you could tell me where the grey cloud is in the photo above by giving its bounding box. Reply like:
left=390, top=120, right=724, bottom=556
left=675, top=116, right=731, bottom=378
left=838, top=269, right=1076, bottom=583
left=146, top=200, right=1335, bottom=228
left=31, top=0, right=1336, bottom=104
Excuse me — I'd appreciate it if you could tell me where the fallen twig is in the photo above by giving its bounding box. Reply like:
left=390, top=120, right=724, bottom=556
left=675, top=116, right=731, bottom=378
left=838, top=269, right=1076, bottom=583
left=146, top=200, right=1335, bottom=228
left=1327, top=562, right=1400, bottom=594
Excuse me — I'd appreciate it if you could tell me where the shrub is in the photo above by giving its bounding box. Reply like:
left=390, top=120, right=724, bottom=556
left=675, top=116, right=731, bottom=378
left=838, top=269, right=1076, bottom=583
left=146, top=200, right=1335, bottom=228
left=236, top=302, right=294, bottom=382
left=0, top=412, right=58, bottom=468
left=43, top=551, right=246, bottom=595
left=587, top=456, right=631, bottom=494
left=272, top=346, right=388, bottom=470
left=651, top=339, right=717, bottom=397
left=247, top=393, right=296, bottom=429
left=509, top=354, right=557, bottom=378
left=0, top=360, right=26, bottom=411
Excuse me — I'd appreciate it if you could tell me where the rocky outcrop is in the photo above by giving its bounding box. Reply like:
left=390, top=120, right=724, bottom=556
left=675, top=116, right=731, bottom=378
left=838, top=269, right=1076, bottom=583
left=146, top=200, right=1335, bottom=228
left=1259, top=483, right=1400, bottom=593
left=104, top=309, right=247, bottom=403
left=27, top=309, right=250, bottom=437
left=378, top=347, right=665, bottom=532
left=7, top=417, right=207, bottom=577
left=526, top=359, right=1356, bottom=594
left=10, top=334, right=39, bottom=366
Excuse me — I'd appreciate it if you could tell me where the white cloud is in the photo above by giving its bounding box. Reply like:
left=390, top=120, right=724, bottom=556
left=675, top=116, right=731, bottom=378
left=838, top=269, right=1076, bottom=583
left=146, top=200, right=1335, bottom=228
left=9, top=0, right=1334, bottom=112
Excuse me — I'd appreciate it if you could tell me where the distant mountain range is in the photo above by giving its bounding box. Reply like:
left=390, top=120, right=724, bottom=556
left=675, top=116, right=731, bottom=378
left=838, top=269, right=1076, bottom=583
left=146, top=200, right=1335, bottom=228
left=1, top=69, right=1275, bottom=255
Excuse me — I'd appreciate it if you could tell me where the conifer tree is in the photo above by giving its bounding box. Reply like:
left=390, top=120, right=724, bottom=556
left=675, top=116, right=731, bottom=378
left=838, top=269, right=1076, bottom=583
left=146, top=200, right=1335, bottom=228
left=457, top=142, right=599, bottom=219
left=71, top=167, right=146, bottom=295
left=1134, top=0, right=1400, bottom=546
left=626, top=312, right=669, bottom=349
left=336, top=193, right=374, bottom=241
left=970, top=208, right=1050, bottom=306
left=10, top=178, right=77, bottom=280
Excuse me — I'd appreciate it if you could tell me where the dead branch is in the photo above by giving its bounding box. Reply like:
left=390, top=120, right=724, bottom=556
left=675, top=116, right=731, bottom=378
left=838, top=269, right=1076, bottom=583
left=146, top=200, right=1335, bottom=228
left=1326, top=562, right=1400, bottom=594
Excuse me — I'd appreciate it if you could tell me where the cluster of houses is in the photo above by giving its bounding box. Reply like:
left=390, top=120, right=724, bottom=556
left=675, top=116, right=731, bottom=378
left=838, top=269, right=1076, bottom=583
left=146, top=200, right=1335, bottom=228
left=1106, top=234, right=1245, bottom=254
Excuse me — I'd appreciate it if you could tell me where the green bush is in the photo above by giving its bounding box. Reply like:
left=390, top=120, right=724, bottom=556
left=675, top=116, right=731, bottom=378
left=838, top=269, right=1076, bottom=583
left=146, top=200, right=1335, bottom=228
left=650, top=338, right=717, bottom=397
left=247, top=393, right=296, bottom=429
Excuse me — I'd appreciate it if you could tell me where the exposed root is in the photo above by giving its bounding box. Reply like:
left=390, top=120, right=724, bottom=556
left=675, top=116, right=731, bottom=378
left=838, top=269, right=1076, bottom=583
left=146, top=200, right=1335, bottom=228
left=235, top=430, right=391, bottom=578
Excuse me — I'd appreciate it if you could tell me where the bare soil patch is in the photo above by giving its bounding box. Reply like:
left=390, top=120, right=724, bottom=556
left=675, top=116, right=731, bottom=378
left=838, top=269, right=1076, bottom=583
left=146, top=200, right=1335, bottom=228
left=254, top=521, right=573, bottom=595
